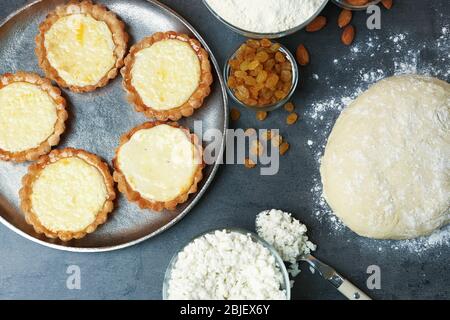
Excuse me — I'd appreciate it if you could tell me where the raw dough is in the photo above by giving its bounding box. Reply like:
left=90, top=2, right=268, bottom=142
left=320, top=75, right=450, bottom=240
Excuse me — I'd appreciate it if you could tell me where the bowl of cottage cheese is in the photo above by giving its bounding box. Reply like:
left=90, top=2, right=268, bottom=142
left=203, top=0, right=329, bottom=38
left=163, top=228, right=290, bottom=300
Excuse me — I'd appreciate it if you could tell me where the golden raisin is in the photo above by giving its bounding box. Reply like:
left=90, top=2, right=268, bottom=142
left=246, top=39, right=261, bottom=49
left=256, top=70, right=268, bottom=83
left=279, top=142, right=290, bottom=155
left=235, top=70, right=247, bottom=78
left=280, top=70, right=292, bottom=83
left=271, top=134, right=283, bottom=147
left=284, top=102, right=295, bottom=112
left=261, top=130, right=272, bottom=141
left=230, top=108, right=240, bottom=121
left=264, top=59, right=276, bottom=71
left=244, top=157, right=256, bottom=169
left=248, top=60, right=260, bottom=70
left=256, top=51, right=269, bottom=63
left=244, top=76, right=257, bottom=86
left=228, top=76, right=237, bottom=89
left=237, top=85, right=250, bottom=99
left=269, top=43, right=281, bottom=52
left=275, top=52, right=286, bottom=63
left=286, top=112, right=299, bottom=125
left=274, top=90, right=286, bottom=100
left=245, top=128, right=257, bottom=137
left=240, top=60, right=250, bottom=71
left=265, top=74, right=279, bottom=88
left=256, top=111, right=268, bottom=121
left=250, top=140, right=264, bottom=156
left=260, top=38, right=272, bottom=47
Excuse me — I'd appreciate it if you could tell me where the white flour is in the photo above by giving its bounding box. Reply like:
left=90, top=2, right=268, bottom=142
left=205, top=0, right=326, bottom=33
left=304, top=28, right=450, bottom=254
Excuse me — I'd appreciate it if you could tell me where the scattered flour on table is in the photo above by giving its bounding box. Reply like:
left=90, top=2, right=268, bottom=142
left=256, top=209, right=316, bottom=278
left=167, top=230, right=286, bottom=300
left=304, top=29, right=450, bottom=254
left=205, top=0, right=326, bottom=33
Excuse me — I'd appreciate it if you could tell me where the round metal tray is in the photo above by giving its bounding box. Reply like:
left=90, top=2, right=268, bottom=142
left=0, top=0, right=228, bottom=252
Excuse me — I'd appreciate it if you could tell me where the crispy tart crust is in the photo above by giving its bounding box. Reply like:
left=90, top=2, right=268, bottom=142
left=113, top=121, right=204, bottom=212
left=121, top=31, right=213, bottom=121
left=0, top=72, right=68, bottom=162
left=35, top=0, right=129, bottom=92
left=19, top=148, right=116, bottom=241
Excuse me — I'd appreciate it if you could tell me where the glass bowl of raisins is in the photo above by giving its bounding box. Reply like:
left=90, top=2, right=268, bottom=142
left=225, top=39, right=299, bottom=112
left=332, top=0, right=381, bottom=10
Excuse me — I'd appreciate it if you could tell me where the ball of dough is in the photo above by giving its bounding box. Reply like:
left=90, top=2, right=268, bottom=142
left=320, top=75, right=450, bottom=240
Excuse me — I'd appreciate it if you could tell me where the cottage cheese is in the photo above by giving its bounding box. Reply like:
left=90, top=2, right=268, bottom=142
left=205, top=0, right=327, bottom=33
left=166, top=230, right=287, bottom=300
left=256, top=209, right=316, bottom=276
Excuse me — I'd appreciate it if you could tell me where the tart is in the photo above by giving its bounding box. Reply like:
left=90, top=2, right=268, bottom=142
left=20, top=148, right=116, bottom=241
left=35, top=0, right=128, bottom=92
left=121, top=31, right=213, bottom=121
left=0, top=72, right=67, bottom=162
left=113, top=122, right=204, bottom=211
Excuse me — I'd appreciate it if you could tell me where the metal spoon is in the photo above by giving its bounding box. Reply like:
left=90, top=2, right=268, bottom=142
left=299, top=254, right=372, bottom=300
left=256, top=210, right=371, bottom=300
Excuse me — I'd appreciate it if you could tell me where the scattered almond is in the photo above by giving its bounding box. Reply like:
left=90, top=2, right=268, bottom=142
left=244, top=157, right=256, bottom=169
left=271, top=135, right=283, bottom=148
left=284, top=102, right=295, bottom=112
left=341, top=25, right=355, bottom=46
left=286, top=112, right=299, bottom=125
left=279, top=142, right=290, bottom=155
left=381, top=0, right=393, bottom=9
left=345, top=0, right=369, bottom=6
left=256, top=111, right=268, bottom=121
left=244, top=128, right=257, bottom=137
left=230, top=108, right=240, bottom=121
left=338, top=9, right=352, bottom=28
left=296, top=44, right=310, bottom=66
left=306, top=16, right=327, bottom=32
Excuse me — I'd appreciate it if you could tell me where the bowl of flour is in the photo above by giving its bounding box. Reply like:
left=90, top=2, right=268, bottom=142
left=163, top=228, right=290, bottom=300
left=203, top=0, right=329, bottom=38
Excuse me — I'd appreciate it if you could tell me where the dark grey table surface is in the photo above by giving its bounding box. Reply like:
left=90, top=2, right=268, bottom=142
left=0, top=0, right=449, bottom=300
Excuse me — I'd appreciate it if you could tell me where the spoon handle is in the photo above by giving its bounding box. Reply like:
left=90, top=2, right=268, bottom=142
left=303, top=254, right=372, bottom=300
left=336, top=277, right=372, bottom=300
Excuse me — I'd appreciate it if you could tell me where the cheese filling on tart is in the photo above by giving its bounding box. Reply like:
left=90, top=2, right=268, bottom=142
left=31, top=157, right=108, bottom=232
left=118, top=124, right=199, bottom=202
left=131, top=39, right=201, bottom=110
left=44, top=13, right=116, bottom=86
left=0, top=82, right=58, bottom=152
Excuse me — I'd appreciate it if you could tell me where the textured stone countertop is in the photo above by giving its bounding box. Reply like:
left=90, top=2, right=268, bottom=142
left=0, top=0, right=449, bottom=299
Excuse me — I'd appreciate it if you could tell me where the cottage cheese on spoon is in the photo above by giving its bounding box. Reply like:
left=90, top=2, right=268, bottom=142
left=257, top=209, right=316, bottom=276
left=205, top=0, right=327, bottom=33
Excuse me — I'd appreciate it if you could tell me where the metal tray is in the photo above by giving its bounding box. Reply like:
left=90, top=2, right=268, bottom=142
left=0, top=0, right=228, bottom=252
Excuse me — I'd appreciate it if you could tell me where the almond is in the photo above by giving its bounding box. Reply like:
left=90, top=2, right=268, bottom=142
left=296, top=44, right=310, bottom=66
left=381, top=0, right=393, bottom=9
left=306, top=16, right=327, bottom=32
left=338, top=9, right=352, bottom=28
left=341, top=25, right=355, bottom=46
left=345, top=0, right=369, bottom=5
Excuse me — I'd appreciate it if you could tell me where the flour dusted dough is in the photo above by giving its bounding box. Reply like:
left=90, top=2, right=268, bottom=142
left=321, top=75, right=450, bottom=240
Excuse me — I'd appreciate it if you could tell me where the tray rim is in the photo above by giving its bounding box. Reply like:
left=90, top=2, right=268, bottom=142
left=0, top=0, right=229, bottom=253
